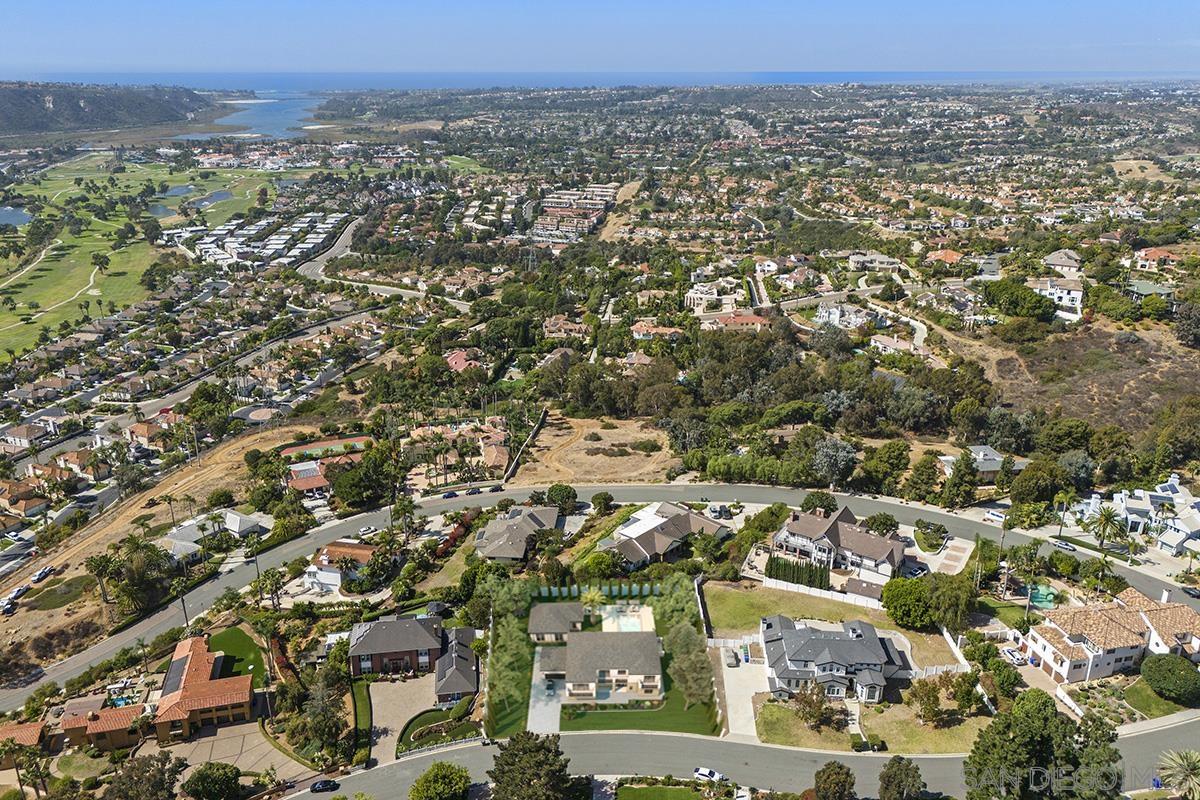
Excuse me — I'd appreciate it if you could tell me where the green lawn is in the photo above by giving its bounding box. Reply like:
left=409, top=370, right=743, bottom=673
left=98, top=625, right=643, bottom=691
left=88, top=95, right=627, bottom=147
left=444, top=155, right=489, bottom=174
left=704, top=583, right=955, bottom=668
left=756, top=702, right=851, bottom=751
left=1124, top=679, right=1186, bottom=718
left=617, top=787, right=702, bottom=800
left=25, top=575, right=96, bottom=611
left=976, top=596, right=1040, bottom=629
left=351, top=679, right=372, bottom=763
left=558, top=670, right=718, bottom=735
left=398, top=707, right=479, bottom=755
left=859, top=700, right=989, bottom=754
left=209, top=627, right=266, bottom=687
left=55, top=751, right=110, bottom=780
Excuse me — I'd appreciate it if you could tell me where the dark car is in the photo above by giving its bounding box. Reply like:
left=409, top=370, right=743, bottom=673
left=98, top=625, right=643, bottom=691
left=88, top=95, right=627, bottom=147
left=442, top=491, right=459, bottom=499
left=466, top=488, right=482, bottom=496
left=489, top=485, right=504, bottom=493
left=1183, top=587, right=1200, bottom=600
left=311, top=780, right=340, bottom=793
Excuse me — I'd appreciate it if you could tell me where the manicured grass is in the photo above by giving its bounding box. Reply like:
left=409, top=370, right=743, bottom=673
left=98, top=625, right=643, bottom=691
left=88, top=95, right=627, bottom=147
left=489, top=669, right=531, bottom=739
left=859, top=701, right=989, bottom=754
left=444, top=155, right=489, bottom=174
left=558, top=671, right=718, bottom=736
left=1124, top=679, right=1186, bottom=718
left=209, top=627, right=266, bottom=687
left=351, top=679, right=372, bottom=763
left=398, top=707, right=479, bottom=754
left=617, top=787, right=702, bottom=800
left=418, top=543, right=474, bottom=591
left=704, top=583, right=955, bottom=668
left=56, top=751, right=110, bottom=780
left=25, top=575, right=96, bottom=610
left=756, top=701, right=851, bottom=751
left=976, top=596, right=1040, bottom=629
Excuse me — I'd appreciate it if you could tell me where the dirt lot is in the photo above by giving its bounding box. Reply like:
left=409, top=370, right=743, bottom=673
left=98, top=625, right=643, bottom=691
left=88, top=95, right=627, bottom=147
left=1111, top=158, right=1177, bottom=185
left=598, top=180, right=643, bottom=242
left=1, top=422, right=318, bottom=660
left=510, top=413, right=679, bottom=485
left=937, top=318, right=1200, bottom=432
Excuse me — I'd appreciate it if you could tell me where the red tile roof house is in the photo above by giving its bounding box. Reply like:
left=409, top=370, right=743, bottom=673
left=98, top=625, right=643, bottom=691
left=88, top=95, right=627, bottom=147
left=152, top=636, right=255, bottom=743
left=0, top=721, right=46, bottom=766
left=62, top=704, right=145, bottom=751
left=445, top=348, right=484, bottom=373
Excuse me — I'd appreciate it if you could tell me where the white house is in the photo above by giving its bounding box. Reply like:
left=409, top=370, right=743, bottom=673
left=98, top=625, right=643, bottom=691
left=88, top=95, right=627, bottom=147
left=1025, top=277, right=1084, bottom=318
left=1078, top=473, right=1200, bottom=556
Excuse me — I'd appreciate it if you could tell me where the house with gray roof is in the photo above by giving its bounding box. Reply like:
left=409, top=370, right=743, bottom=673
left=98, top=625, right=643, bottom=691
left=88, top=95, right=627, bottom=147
left=348, top=615, right=443, bottom=676
left=761, top=615, right=907, bottom=703
left=599, top=501, right=730, bottom=567
left=772, top=506, right=906, bottom=581
left=937, top=445, right=1028, bottom=485
left=528, top=602, right=585, bottom=643
left=538, top=631, right=663, bottom=702
left=475, top=505, right=561, bottom=563
left=434, top=627, right=479, bottom=704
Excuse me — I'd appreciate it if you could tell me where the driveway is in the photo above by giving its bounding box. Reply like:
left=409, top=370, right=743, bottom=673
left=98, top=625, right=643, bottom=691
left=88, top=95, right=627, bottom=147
left=370, top=673, right=436, bottom=763
left=528, top=649, right=562, bottom=734
left=902, top=533, right=974, bottom=576
left=718, top=653, right=768, bottom=740
left=139, top=708, right=309, bottom=782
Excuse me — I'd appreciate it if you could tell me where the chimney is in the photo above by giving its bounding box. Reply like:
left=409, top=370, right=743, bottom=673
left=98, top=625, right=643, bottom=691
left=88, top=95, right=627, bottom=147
left=813, top=507, right=827, bottom=519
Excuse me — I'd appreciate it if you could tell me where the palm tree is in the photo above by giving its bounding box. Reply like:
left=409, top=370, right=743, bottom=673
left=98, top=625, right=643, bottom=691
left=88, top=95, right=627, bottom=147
left=0, top=740, right=27, bottom=797
left=336, top=556, right=359, bottom=578
left=20, top=749, right=48, bottom=798
left=84, top=553, right=116, bottom=605
left=581, top=587, right=607, bottom=622
left=1159, top=750, right=1200, bottom=800
left=159, top=493, right=178, bottom=527
left=172, top=577, right=191, bottom=627
left=1088, top=505, right=1123, bottom=552
left=1053, top=488, right=1077, bottom=538
left=259, top=568, right=285, bottom=610
left=1010, top=543, right=1044, bottom=618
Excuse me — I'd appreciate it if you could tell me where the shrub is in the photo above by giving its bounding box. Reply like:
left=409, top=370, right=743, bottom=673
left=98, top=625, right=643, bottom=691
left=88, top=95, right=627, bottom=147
left=1141, top=653, right=1200, bottom=706
left=765, top=556, right=831, bottom=589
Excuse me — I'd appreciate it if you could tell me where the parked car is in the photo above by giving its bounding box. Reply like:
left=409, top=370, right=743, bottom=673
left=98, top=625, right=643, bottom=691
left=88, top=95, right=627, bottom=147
left=489, top=485, right=504, bottom=493
left=466, top=488, right=482, bottom=496
left=31, top=566, right=54, bottom=583
left=545, top=679, right=556, bottom=696
left=905, top=565, right=929, bottom=579
left=718, top=505, right=733, bottom=520
left=8, top=585, right=30, bottom=601
left=694, top=768, right=726, bottom=783
left=442, top=491, right=459, bottom=499
left=1051, top=540, right=1077, bottom=552
left=724, top=648, right=739, bottom=668
left=1001, top=647, right=1027, bottom=666
left=1, top=601, right=15, bottom=616
left=1182, top=587, right=1200, bottom=599
left=358, top=526, right=376, bottom=535
left=311, top=780, right=340, bottom=793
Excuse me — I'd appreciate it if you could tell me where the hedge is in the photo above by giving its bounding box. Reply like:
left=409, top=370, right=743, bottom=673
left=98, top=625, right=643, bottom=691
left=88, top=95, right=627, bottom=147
left=765, top=556, right=831, bottom=590
left=1141, top=653, right=1200, bottom=706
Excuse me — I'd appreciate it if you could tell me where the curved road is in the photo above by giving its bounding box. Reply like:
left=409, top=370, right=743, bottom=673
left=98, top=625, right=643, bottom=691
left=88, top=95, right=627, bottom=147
left=295, top=217, right=470, bottom=312
left=6, top=483, right=1194, bottom=795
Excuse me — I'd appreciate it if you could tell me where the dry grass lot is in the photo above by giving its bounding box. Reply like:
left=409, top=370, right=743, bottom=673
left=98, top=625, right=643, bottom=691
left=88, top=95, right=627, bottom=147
left=937, top=318, right=1200, bottom=431
left=511, top=413, right=679, bottom=486
left=0, top=423, right=318, bottom=658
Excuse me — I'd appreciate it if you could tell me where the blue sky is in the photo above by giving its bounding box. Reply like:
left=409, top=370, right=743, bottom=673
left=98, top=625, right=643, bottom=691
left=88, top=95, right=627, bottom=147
left=4, top=0, right=1199, bottom=76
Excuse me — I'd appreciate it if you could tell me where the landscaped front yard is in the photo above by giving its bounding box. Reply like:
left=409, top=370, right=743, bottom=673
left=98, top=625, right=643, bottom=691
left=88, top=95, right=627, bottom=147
left=617, top=786, right=702, bottom=800
left=559, top=672, right=718, bottom=735
left=975, top=596, right=1040, bottom=629
left=704, top=583, right=956, bottom=668
left=1067, top=674, right=1186, bottom=725
left=1123, top=678, right=1186, bottom=718
left=756, top=700, right=851, bottom=751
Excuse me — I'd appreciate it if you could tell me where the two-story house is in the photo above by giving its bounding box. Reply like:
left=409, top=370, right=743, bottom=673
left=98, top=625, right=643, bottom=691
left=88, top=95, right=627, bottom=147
left=772, top=506, right=906, bottom=582
left=762, top=616, right=907, bottom=703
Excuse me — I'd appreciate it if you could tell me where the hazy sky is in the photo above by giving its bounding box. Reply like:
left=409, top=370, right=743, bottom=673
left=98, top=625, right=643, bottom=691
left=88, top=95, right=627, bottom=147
left=4, top=0, right=1199, bottom=76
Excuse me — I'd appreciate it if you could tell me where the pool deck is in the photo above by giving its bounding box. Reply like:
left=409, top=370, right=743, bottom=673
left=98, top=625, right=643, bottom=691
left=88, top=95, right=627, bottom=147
left=600, top=604, right=656, bottom=633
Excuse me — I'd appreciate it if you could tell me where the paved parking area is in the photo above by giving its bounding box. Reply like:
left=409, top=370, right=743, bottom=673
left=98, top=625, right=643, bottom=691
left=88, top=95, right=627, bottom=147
left=370, top=674, right=436, bottom=764
left=718, top=653, right=768, bottom=740
left=902, top=532, right=974, bottom=576
left=140, top=711, right=309, bottom=782
left=527, top=649, right=562, bottom=733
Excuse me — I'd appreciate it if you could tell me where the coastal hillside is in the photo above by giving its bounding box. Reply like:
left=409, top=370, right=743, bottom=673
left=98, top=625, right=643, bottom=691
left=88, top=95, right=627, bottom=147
left=0, top=81, right=213, bottom=135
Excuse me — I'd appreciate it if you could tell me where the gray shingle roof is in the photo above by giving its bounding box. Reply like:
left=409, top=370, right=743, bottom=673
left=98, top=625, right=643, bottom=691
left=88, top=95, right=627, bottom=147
left=435, top=628, right=478, bottom=696
left=539, top=632, right=661, bottom=684
left=527, top=602, right=585, bottom=635
left=348, top=616, right=442, bottom=657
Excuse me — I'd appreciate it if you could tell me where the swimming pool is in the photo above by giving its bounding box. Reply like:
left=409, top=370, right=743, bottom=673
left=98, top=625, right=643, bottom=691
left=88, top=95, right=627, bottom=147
left=1029, top=584, right=1057, bottom=609
left=615, top=614, right=642, bottom=632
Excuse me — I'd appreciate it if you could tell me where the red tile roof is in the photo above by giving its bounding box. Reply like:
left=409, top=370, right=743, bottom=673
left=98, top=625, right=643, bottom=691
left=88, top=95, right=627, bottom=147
left=0, top=721, right=45, bottom=746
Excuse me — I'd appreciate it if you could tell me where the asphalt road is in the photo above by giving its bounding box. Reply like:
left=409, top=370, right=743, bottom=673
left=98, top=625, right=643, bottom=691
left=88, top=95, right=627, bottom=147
left=4, top=483, right=1193, bottom=795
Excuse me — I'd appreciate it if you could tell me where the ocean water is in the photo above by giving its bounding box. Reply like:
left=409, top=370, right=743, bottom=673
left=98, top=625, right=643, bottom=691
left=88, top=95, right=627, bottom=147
left=32, top=70, right=1200, bottom=92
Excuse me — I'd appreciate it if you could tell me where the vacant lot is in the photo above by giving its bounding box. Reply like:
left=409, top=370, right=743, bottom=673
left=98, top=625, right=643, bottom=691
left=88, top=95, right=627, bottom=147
left=938, top=319, right=1200, bottom=432
left=704, top=582, right=955, bottom=668
left=512, top=414, right=679, bottom=485
left=1111, top=158, right=1177, bottom=185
